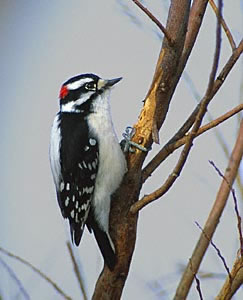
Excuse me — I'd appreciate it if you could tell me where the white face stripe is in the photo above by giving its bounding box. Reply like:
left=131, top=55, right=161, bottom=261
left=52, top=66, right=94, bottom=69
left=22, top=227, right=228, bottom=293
left=66, top=78, right=93, bottom=90
left=60, top=91, right=94, bottom=113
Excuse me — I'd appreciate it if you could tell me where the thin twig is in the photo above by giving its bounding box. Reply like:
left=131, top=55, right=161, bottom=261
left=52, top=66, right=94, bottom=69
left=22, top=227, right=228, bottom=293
left=66, top=242, right=88, bottom=300
left=0, top=246, right=72, bottom=300
left=183, top=70, right=230, bottom=159
left=209, top=0, right=236, bottom=50
left=206, top=0, right=222, bottom=96
left=0, top=256, right=30, bottom=300
left=209, top=161, right=243, bottom=256
left=195, top=221, right=232, bottom=282
left=131, top=0, right=173, bottom=46
left=189, top=259, right=204, bottom=300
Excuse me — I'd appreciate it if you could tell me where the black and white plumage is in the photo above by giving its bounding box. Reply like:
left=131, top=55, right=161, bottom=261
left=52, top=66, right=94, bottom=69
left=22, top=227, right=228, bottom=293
left=50, top=73, right=127, bottom=270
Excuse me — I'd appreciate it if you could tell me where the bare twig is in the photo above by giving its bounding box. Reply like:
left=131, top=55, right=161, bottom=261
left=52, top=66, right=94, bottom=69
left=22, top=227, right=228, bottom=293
left=183, top=70, right=230, bottom=160
left=195, top=221, right=231, bottom=281
left=206, top=0, right=222, bottom=96
left=189, top=259, right=204, bottom=300
left=209, top=161, right=243, bottom=256
left=66, top=242, right=88, bottom=300
left=209, top=0, right=236, bottom=50
left=0, top=246, right=72, bottom=300
left=177, top=0, right=209, bottom=77
left=131, top=0, right=173, bottom=46
left=174, top=118, right=243, bottom=299
left=0, top=256, right=30, bottom=300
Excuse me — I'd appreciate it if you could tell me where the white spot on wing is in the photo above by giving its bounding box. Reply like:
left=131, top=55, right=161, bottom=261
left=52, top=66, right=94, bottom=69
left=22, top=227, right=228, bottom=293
left=75, top=201, right=79, bottom=209
left=75, top=213, right=79, bottom=223
left=89, top=138, right=97, bottom=146
left=82, top=202, right=89, bottom=211
left=70, top=210, right=75, bottom=218
left=65, top=197, right=70, bottom=207
left=60, top=182, right=65, bottom=192
left=72, top=195, right=75, bottom=202
left=66, top=183, right=70, bottom=191
left=78, top=163, right=82, bottom=169
left=88, top=163, right=92, bottom=171
left=91, top=174, right=96, bottom=180
left=83, top=161, right=87, bottom=168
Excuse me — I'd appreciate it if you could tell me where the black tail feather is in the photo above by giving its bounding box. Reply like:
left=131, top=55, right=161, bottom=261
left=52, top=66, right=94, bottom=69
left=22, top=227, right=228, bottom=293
left=91, top=223, right=117, bottom=270
left=86, top=212, right=117, bottom=270
left=69, top=220, right=84, bottom=246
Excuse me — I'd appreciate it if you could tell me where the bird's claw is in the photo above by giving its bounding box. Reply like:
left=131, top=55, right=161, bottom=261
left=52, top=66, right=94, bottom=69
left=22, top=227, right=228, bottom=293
left=121, top=126, right=149, bottom=153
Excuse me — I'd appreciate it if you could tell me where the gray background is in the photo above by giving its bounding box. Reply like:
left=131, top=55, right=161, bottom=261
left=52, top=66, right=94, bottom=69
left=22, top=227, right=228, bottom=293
left=0, top=1, right=242, bottom=299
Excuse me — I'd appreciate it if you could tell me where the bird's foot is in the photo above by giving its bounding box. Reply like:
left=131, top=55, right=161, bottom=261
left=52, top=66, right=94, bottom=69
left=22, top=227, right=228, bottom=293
left=120, top=126, right=150, bottom=153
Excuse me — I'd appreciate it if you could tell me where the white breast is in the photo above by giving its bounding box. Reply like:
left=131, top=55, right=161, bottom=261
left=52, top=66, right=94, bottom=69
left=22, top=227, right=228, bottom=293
left=87, top=91, right=127, bottom=232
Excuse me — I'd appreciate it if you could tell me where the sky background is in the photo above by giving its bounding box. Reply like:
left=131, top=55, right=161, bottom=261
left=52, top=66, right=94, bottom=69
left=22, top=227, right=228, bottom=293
left=0, top=0, right=242, bottom=299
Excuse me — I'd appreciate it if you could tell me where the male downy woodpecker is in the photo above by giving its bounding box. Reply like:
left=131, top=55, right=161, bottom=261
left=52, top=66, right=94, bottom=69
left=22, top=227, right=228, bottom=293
left=49, top=73, right=127, bottom=270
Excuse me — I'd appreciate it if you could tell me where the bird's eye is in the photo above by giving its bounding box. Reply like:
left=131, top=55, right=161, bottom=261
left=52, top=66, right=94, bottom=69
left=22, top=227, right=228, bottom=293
left=84, top=82, right=96, bottom=91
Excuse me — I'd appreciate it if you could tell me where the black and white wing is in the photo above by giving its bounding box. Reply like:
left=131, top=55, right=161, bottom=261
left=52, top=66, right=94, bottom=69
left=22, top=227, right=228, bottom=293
left=50, top=113, right=99, bottom=245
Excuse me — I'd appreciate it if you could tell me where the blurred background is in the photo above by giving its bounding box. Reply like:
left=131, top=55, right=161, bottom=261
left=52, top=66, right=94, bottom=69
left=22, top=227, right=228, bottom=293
left=0, top=0, right=242, bottom=299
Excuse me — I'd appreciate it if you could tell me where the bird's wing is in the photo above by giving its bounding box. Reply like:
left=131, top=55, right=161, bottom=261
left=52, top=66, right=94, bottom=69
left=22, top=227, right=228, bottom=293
left=57, top=118, right=99, bottom=245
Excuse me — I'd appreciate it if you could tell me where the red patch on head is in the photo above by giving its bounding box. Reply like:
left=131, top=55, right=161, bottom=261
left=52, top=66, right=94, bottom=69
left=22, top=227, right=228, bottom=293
left=59, top=85, right=69, bottom=99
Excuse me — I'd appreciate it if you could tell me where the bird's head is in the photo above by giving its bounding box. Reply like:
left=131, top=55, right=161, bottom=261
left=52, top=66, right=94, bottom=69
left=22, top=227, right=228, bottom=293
left=59, top=73, right=122, bottom=113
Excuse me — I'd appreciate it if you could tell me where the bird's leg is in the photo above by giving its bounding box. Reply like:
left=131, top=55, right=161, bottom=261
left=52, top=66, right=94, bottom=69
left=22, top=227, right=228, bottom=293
left=120, top=126, right=150, bottom=153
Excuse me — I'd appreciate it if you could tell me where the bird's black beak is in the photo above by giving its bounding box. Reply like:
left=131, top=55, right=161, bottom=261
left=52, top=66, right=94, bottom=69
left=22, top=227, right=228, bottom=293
left=98, top=77, right=122, bottom=90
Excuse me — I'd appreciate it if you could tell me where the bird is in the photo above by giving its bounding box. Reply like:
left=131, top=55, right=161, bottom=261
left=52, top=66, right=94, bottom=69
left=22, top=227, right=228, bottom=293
left=49, top=73, right=127, bottom=270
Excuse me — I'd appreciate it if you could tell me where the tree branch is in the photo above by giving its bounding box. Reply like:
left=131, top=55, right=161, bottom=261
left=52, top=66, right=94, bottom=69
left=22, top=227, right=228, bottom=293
left=174, top=118, right=243, bottom=299
left=209, top=0, right=236, bottom=50
left=0, top=246, right=72, bottom=300
left=209, top=161, right=243, bottom=256
left=0, top=256, right=30, bottom=300
left=66, top=242, right=88, bottom=300
left=131, top=0, right=173, bottom=46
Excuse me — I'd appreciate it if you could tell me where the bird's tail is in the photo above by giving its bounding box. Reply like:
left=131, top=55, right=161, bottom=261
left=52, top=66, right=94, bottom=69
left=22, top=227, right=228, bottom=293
left=86, top=211, right=117, bottom=270
left=90, top=221, right=117, bottom=270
